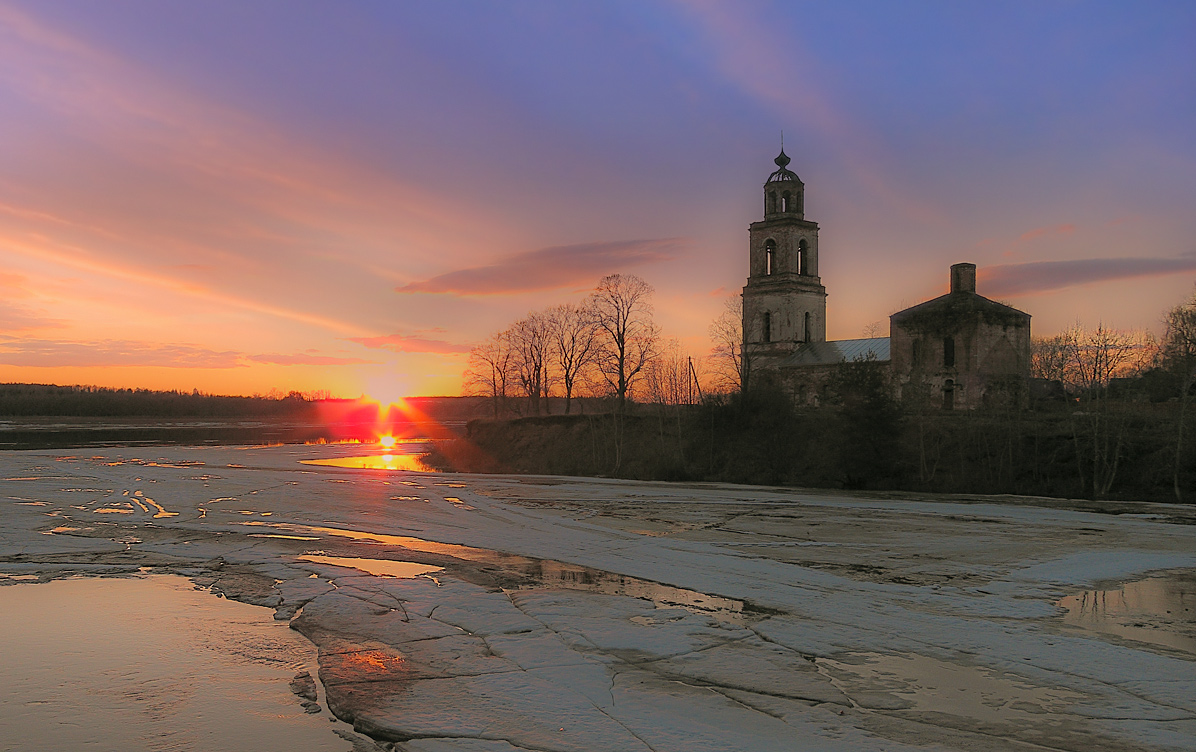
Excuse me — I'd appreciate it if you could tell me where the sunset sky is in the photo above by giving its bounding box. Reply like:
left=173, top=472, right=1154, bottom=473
left=1, top=1, right=1193, bottom=397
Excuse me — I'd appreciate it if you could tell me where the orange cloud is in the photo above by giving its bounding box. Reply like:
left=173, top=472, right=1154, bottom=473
left=349, top=333, right=471, bottom=354
left=397, top=238, right=682, bottom=295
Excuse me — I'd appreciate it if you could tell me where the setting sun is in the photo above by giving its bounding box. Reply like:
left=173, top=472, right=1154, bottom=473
left=379, top=435, right=396, bottom=449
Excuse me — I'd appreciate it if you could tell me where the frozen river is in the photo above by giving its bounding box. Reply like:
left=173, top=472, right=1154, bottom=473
left=1, top=444, right=1194, bottom=751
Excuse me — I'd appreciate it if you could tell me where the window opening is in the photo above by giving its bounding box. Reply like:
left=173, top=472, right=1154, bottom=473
left=803, top=312, right=811, bottom=342
left=797, top=239, right=808, bottom=275
left=765, top=240, right=776, bottom=276
left=763, top=312, right=772, bottom=343
left=943, top=379, right=955, bottom=411
left=943, top=337, right=955, bottom=368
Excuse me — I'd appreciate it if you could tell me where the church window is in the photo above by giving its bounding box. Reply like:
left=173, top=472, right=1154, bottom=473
left=797, top=239, right=808, bottom=275
left=943, top=337, right=955, bottom=368
left=763, top=312, right=772, bottom=343
left=767, top=191, right=777, bottom=214
left=781, top=192, right=790, bottom=212
left=943, top=379, right=955, bottom=410
left=803, top=311, right=811, bottom=342
left=765, top=240, right=776, bottom=275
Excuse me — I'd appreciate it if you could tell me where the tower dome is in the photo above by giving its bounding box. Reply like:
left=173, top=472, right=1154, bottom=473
left=763, top=150, right=804, bottom=219
left=766, top=149, right=801, bottom=184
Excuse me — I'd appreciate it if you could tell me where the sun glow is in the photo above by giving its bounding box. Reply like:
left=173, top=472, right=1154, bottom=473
left=379, top=435, right=396, bottom=449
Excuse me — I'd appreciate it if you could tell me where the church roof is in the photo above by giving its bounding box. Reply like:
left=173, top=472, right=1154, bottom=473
left=776, top=337, right=891, bottom=368
left=890, top=291, right=1029, bottom=327
left=766, top=149, right=802, bottom=184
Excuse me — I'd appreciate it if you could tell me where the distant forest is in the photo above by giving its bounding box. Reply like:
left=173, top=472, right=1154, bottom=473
left=0, top=383, right=319, bottom=418
left=0, top=383, right=498, bottom=421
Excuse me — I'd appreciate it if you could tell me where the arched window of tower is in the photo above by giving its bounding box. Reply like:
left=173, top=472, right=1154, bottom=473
left=767, top=191, right=777, bottom=214
left=804, top=312, right=811, bottom=342
left=798, top=239, right=808, bottom=275
left=763, top=311, right=772, bottom=343
left=765, top=240, right=776, bottom=276
left=943, top=337, right=956, bottom=368
left=781, top=192, right=790, bottom=213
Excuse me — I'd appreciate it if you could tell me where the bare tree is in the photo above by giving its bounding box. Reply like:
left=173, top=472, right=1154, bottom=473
left=643, top=339, right=692, bottom=405
left=1032, top=323, right=1154, bottom=394
left=1031, top=330, right=1072, bottom=384
left=1072, top=323, right=1146, bottom=393
left=1040, top=323, right=1155, bottom=497
left=509, top=312, right=554, bottom=415
left=709, top=296, right=744, bottom=393
left=546, top=302, right=597, bottom=415
left=464, top=331, right=515, bottom=419
left=1160, top=289, right=1196, bottom=501
left=589, top=274, right=660, bottom=410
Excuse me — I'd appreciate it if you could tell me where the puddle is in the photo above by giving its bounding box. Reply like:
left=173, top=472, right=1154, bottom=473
left=820, top=652, right=1084, bottom=722
left=249, top=534, right=322, bottom=541
left=301, top=454, right=432, bottom=472
left=0, top=575, right=350, bottom=751
left=262, top=523, right=753, bottom=622
left=1056, top=571, right=1196, bottom=654
left=298, top=555, right=443, bottom=579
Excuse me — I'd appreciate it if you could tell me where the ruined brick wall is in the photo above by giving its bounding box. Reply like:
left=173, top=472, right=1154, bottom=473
left=890, top=298, right=1030, bottom=410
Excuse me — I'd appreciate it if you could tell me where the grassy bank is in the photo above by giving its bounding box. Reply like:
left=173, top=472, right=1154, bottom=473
left=425, top=392, right=1194, bottom=504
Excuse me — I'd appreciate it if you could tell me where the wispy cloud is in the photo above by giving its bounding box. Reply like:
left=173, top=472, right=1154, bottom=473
left=980, top=255, right=1196, bottom=297
left=246, top=353, right=379, bottom=366
left=0, top=337, right=243, bottom=368
left=1016, top=224, right=1075, bottom=243
left=0, top=301, right=60, bottom=332
left=349, top=333, right=471, bottom=354
left=397, top=238, right=683, bottom=295
left=0, top=336, right=383, bottom=368
left=671, top=0, right=943, bottom=224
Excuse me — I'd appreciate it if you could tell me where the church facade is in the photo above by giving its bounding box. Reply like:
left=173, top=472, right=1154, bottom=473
left=741, top=151, right=1031, bottom=409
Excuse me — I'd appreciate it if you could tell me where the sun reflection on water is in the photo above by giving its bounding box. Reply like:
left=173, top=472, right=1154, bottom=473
left=299, top=454, right=432, bottom=472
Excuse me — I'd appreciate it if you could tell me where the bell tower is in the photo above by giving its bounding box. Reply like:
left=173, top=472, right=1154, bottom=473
left=742, top=149, right=827, bottom=368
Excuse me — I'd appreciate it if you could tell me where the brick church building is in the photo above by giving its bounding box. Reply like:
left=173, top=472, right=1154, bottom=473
left=741, top=150, right=1031, bottom=409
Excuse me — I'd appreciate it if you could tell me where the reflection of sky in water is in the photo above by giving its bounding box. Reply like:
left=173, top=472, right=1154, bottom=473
left=0, top=576, right=347, bottom=751
left=300, top=454, right=431, bottom=472
left=298, top=555, right=442, bottom=579
left=1057, top=572, right=1196, bottom=654
left=262, top=523, right=751, bottom=623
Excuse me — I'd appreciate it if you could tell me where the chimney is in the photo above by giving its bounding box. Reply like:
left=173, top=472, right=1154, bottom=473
left=950, top=262, right=976, bottom=294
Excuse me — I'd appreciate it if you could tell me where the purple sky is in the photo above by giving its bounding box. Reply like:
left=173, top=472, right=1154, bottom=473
left=1, top=1, right=1193, bottom=396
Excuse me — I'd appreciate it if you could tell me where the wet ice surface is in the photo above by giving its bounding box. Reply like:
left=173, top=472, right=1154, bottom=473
left=0, top=575, right=357, bottom=752
left=2, top=443, right=1196, bottom=752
